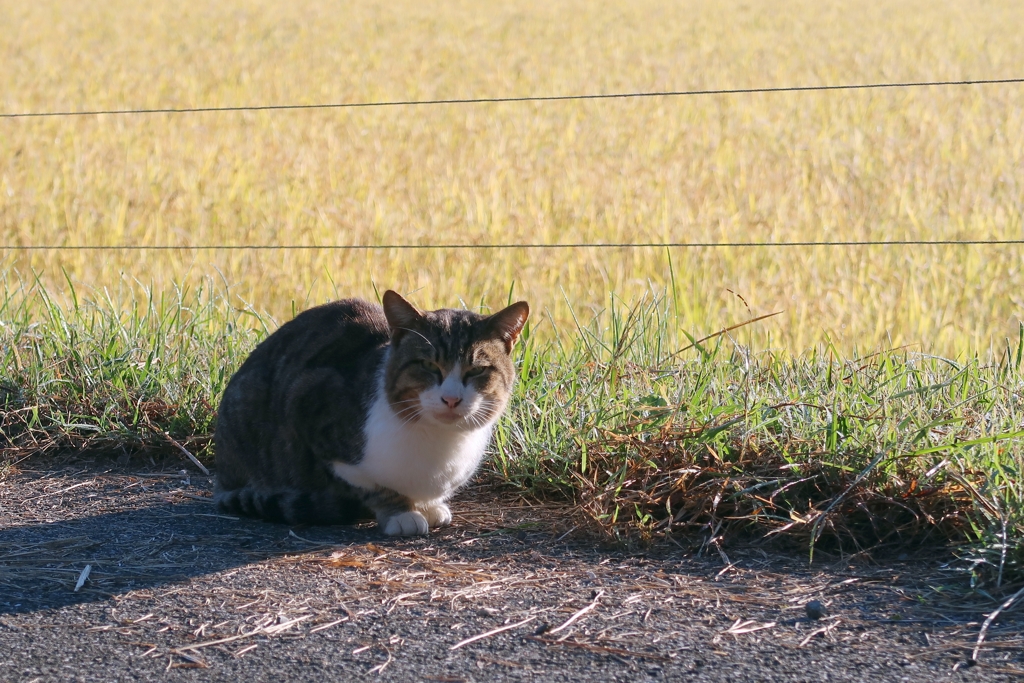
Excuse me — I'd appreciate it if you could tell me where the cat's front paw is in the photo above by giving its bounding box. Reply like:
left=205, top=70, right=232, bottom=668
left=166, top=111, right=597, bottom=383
left=383, top=511, right=430, bottom=536
left=420, top=502, right=452, bottom=528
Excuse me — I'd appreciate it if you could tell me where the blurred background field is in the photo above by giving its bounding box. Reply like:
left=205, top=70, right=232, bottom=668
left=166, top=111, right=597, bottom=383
left=1, top=0, right=1023, bottom=354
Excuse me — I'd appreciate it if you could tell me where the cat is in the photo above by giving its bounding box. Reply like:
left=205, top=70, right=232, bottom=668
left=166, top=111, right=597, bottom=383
left=213, top=290, right=529, bottom=536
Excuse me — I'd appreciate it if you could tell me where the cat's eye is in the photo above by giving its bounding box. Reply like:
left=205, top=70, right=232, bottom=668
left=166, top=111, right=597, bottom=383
left=463, top=366, right=488, bottom=380
left=417, top=360, right=443, bottom=379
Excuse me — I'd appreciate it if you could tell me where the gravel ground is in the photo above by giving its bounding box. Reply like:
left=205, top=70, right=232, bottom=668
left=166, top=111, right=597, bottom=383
left=1, top=456, right=1022, bottom=682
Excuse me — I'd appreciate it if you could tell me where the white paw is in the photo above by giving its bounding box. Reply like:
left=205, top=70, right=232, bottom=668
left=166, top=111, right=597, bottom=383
left=420, top=502, right=452, bottom=528
left=383, top=511, right=430, bottom=536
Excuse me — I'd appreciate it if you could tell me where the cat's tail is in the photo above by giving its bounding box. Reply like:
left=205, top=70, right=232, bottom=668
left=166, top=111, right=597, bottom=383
left=213, top=484, right=367, bottom=525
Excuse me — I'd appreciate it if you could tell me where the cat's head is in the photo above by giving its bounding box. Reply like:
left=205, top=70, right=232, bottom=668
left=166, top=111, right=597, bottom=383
left=381, top=290, right=529, bottom=430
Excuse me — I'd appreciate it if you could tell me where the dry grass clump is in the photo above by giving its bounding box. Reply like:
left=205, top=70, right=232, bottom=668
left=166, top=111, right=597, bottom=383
left=1, top=0, right=1023, bottom=355
left=495, top=295, right=1024, bottom=580
left=569, top=424, right=977, bottom=553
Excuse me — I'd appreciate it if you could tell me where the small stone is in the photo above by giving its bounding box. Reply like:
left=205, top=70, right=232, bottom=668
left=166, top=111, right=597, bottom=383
left=806, top=600, right=828, bottom=620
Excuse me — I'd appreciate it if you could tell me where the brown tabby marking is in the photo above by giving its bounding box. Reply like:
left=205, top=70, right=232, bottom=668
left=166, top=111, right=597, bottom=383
left=213, top=291, right=528, bottom=534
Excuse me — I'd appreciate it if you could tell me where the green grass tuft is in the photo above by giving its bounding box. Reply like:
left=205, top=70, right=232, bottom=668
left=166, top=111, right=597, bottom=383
left=0, top=273, right=258, bottom=461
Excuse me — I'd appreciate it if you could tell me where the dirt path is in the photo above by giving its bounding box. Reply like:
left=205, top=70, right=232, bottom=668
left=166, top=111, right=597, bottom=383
left=1, top=457, right=1021, bottom=682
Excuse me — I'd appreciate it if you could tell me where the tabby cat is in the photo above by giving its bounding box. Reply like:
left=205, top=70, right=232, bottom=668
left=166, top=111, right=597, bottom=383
left=213, top=290, right=529, bottom=536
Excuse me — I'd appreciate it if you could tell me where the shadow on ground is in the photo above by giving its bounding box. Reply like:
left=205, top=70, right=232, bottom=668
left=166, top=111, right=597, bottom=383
left=0, top=458, right=565, bottom=617
left=2, top=500, right=370, bottom=615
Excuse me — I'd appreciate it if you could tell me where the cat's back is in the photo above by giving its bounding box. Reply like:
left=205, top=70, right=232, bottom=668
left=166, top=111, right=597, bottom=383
left=234, top=298, right=390, bottom=378
left=214, top=298, right=391, bottom=517
left=215, top=297, right=390, bottom=469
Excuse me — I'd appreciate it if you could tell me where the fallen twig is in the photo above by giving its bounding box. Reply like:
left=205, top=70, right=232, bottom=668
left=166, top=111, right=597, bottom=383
left=450, top=616, right=537, bottom=651
left=142, top=414, right=210, bottom=476
left=233, top=644, right=259, bottom=658
left=172, top=630, right=262, bottom=654
left=526, top=636, right=672, bottom=661
left=24, top=480, right=93, bottom=503
left=798, top=619, right=840, bottom=647
left=263, top=614, right=314, bottom=635
left=168, top=651, right=208, bottom=669
left=548, top=591, right=604, bottom=635
left=170, top=615, right=314, bottom=655
left=308, top=618, right=347, bottom=634
left=369, top=645, right=394, bottom=674
left=724, top=619, right=777, bottom=635
left=179, top=493, right=215, bottom=503
left=161, top=431, right=210, bottom=476
left=74, top=564, right=91, bottom=592
left=972, top=585, right=1024, bottom=664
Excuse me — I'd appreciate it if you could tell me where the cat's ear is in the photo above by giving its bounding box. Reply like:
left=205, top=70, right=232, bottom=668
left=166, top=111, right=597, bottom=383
left=382, top=290, right=424, bottom=335
left=484, top=301, right=530, bottom=352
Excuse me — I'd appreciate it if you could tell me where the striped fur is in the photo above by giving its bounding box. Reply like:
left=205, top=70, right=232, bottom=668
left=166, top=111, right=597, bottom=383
left=213, top=291, right=528, bottom=535
left=213, top=484, right=369, bottom=525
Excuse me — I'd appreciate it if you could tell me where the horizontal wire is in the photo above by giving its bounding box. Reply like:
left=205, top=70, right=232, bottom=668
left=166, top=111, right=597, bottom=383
left=2, top=77, right=1023, bottom=119
left=2, top=240, right=1022, bottom=251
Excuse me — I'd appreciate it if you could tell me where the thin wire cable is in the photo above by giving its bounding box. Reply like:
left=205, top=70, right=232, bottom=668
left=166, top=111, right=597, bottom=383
left=2, top=77, right=1023, bottom=119
left=1, top=240, right=1022, bottom=251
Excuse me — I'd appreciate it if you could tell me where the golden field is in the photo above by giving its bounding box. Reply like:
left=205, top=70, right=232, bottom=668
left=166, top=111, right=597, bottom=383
left=1, top=0, right=1022, bottom=355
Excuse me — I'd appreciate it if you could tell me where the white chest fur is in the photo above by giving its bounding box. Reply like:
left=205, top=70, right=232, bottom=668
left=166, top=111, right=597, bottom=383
left=331, top=388, right=494, bottom=504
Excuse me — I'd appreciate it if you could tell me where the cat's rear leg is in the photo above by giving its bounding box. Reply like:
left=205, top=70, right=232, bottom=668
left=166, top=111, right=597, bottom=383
left=214, top=484, right=365, bottom=525
left=214, top=485, right=291, bottom=522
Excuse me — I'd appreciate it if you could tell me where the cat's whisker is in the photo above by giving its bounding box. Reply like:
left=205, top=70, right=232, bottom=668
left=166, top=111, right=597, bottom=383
left=395, top=326, right=435, bottom=349
left=474, top=401, right=498, bottom=424
left=468, top=404, right=495, bottom=429
left=395, top=410, right=423, bottom=430
left=390, top=399, right=422, bottom=410
left=393, top=406, right=422, bottom=422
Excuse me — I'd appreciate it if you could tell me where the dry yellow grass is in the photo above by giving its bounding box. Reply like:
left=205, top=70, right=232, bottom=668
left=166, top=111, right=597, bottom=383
left=1, top=0, right=1022, bottom=354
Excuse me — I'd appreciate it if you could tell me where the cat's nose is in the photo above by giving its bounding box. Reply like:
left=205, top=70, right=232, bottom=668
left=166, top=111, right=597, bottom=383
left=441, top=395, right=462, bottom=409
